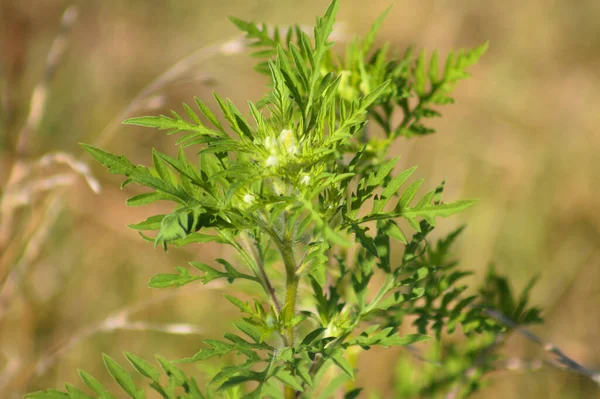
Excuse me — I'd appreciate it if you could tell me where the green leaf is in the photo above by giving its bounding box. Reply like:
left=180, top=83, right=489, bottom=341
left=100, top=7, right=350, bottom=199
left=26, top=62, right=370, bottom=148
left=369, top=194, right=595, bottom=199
left=345, top=388, right=363, bottom=399
left=218, top=374, right=260, bottom=391
left=152, top=148, right=172, bottom=183
left=331, top=350, right=354, bottom=379
left=224, top=294, right=252, bottom=313
left=316, top=371, right=351, bottom=399
left=366, top=157, right=399, bottom=187
left=275, top=370, right=304, bottom=391
left=81, top=144, right=137, bottom=176
left=171, top=232, right=225, bottom=246
left=149, top=266, right=202, bottom=288
left=24, top=391, right=69, bottom=399
left=156, top=356, right=186, bottom=385
left=414, top=49, right=427, bottom=95
left=396, top=179, right=423, bottom=210
left=124, top=352, right=161, bottom=383
left=371, top=165, right=417, bottom=214
left=382, top=220, right=407, bottom=244
left=363, top=6, right=392, bottom=52
left=81, top=144, right=190, bottom=205
left=301, top=327, right=326, bottom=346
left=349, top=224, right=378, bottom=257
left=314, top=0, right=340, bottom=56
left=128, top=215, right=165, bottom=231
left=78, top=370, right=115, bottom=398
left=234, top=321, right=262, bottom=343
left=401, top=199, right=478, bottom=221
left=380, top=333, right=430, bottom=347
left=65, top=384, right=94, bottom=399
left=102, top=354, right=143, bottom=399
left=153, top=150, right=207, bottom=191
left=126, top=192, right=172, bottom=207
left=195, top=97, right=225, bottom=132
left=361, top=80, right=391, bottom=109
left=380, top=166, right=417, bottom=201
left=123, top=111, right=223, bottom=137
left=428, top=49, right=439, bottom=83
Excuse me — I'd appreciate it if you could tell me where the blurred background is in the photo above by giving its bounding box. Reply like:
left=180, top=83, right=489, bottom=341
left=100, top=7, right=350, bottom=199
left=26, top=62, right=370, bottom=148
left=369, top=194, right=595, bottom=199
left=1, top=0, right=599, bottom=397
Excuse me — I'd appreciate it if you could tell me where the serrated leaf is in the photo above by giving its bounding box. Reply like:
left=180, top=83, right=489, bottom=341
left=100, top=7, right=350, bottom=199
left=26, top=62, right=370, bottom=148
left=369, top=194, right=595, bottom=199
left=81, top=144, right=136, bottom=176
left=123, top=114, right=223, bottom=138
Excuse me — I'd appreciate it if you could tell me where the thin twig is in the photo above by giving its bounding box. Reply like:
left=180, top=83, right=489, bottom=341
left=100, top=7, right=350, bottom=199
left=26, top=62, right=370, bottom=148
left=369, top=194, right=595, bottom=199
left=241, top=232, right=282, bottom=313
left=482, top=308, right=600, bottom=384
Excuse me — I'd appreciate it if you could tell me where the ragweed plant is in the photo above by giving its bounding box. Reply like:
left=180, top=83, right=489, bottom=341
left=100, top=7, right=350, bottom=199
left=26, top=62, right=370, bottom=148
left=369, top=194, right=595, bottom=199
left=26, top=1, right=544, bottom=398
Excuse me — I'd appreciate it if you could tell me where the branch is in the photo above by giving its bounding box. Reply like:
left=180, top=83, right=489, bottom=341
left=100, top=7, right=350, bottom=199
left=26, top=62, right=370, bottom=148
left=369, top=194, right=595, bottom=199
left=241, top=232, right=282, bottom=313
left=482, top=308, right=600, bottom=384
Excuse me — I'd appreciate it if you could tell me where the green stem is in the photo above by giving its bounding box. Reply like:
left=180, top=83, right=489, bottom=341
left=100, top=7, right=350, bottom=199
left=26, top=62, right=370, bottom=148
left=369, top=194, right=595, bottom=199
left=241, top=233, right=282, bottom=313
left=281, top=238, right=299, bottom=399
left=283, top=271, right=299, bottom=346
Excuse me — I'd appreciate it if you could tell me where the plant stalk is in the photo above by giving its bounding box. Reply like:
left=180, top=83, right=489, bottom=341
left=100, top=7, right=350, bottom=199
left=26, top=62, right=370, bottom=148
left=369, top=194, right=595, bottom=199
left=281, top=239, right=299, bottom=399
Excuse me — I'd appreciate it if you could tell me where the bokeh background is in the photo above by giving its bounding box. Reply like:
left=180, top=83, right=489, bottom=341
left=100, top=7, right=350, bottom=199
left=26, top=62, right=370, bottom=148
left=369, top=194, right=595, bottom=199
left=1, top=0, right=599, bottom=398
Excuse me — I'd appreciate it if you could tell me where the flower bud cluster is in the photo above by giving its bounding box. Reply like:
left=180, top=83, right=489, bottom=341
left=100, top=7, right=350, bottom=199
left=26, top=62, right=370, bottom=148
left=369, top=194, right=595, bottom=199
left=261, top=129, right=302, bottom=169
